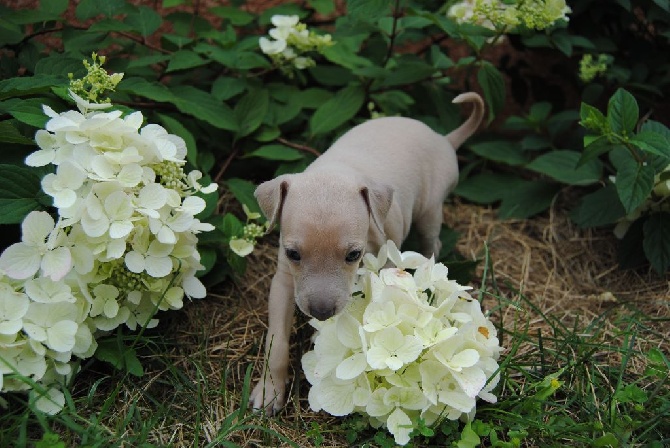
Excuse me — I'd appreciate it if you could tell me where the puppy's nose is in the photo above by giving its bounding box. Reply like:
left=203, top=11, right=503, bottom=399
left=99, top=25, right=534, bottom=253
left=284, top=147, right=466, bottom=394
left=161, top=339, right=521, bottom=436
left=309, top=302, right=336, bottom=321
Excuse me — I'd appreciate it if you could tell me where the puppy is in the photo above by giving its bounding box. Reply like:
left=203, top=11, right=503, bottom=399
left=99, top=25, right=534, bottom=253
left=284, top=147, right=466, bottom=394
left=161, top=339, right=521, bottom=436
left=251, top=92, right=485, bottom=413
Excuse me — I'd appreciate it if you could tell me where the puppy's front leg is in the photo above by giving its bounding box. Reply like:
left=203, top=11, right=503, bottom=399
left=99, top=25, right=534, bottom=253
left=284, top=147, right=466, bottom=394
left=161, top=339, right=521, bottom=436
left=251, top=254, right=294, bottom=414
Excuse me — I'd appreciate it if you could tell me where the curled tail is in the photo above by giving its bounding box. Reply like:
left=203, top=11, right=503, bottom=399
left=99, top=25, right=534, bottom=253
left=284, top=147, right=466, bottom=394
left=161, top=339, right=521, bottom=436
left=446, top=92, right=485, bottom=150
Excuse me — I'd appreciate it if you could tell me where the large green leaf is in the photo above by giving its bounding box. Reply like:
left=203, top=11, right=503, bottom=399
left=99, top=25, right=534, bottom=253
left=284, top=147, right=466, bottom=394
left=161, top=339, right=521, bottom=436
left=498, top=181, right=560, bottom=219
left=0, top=121, right=35, bottom=145
left=527, top=150, right=603, bottom=185
left=607, top=88, right=639, bottom=135
left=468, top=140, right=529, bottom=166
left=209, top=6, right=255, bottom=26
left=0, top=98, right=54, bottom=128
left=380, top=61, right=436, bottom=87
left=0, top=164, right=50, bottom=224
left=477, top=62, right=505, bottom=123
left=125, top=5, right=162, bottom=36
left=76, top=0, right=127, bottom=20
left=615, top=159, right=655, bottom=214
left=0, top=75, right=63, bottom=100
left=245, top=145, right=304, bottom=162
left=454, top=173, right=526, bottom=204
left=226, top=178, right=261, bottom=215
left=643, top=212, right=670, bottom=273
left=570, top=184, right=626, bottom=228
left=629, top=130, right=670, bottom=159
left=166, top=50, right=209, bottom=73
left=346, top=0, right=392, bottom=22
left=234, top=89, right=269, bottom=138
left=309, top=85, right=365, bottom=136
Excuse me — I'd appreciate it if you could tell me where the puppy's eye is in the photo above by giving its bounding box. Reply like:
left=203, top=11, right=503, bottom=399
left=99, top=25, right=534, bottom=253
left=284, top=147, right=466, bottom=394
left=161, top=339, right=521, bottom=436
left=285, top=248, right=301, bottom=262
left=345, top=250, right=362, bottom=263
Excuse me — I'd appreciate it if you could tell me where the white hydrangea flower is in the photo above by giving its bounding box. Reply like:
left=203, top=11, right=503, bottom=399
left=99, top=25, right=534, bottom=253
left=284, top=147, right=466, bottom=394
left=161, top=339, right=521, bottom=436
left=1, top=84, right=216, bottom=411
left=302, top=241, right=503, bottom=446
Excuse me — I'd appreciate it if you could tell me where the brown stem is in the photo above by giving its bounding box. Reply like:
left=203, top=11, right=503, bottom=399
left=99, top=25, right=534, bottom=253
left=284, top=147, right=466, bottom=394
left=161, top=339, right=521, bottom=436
left=277, top=137, right=321, bottom=157
left=214, top=147, right=240, bottom=183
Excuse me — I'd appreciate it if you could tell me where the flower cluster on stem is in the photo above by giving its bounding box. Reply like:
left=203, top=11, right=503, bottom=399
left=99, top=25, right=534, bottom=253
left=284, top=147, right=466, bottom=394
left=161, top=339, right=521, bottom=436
left=0, top=57, right=217, bottom=413
left=302, top=241, right=502, bottom=446
left=259, top=15, right=333, bottom=76
left=448, top=0, right=571, bottom=33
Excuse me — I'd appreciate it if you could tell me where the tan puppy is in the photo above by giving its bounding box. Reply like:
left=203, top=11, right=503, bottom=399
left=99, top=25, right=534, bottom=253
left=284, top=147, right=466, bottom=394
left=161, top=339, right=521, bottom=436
left=251, top=92, right=485, bottom=413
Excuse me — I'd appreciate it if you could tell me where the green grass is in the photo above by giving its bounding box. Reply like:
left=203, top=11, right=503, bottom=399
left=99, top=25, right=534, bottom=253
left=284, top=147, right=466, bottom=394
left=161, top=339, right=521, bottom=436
left=1, top=252, right=668, bottom=448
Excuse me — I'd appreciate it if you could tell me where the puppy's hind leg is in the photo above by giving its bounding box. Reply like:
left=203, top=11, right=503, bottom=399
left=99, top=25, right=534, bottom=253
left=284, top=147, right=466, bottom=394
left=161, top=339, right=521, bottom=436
left=414, top=207, right=444, bottom=259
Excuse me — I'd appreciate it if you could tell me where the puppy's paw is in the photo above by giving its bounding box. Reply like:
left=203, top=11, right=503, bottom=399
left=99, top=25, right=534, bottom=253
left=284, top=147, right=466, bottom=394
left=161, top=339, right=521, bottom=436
left=250, top=377, right=287, bottom=415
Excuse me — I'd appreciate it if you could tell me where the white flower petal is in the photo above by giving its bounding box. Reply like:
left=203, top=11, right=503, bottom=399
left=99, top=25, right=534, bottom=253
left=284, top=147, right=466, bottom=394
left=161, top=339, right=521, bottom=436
left=32, top=387, right=65, bottom=415
left=0, top=243, right=41, bottom=279
left=145, top=256, right=173, bottom=278
left=40, top=246, right=72, bottom=281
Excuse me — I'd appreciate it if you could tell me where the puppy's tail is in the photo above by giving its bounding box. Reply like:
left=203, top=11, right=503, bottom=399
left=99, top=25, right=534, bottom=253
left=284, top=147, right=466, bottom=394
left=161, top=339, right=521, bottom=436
left=446, top=92, right=485, bottom=150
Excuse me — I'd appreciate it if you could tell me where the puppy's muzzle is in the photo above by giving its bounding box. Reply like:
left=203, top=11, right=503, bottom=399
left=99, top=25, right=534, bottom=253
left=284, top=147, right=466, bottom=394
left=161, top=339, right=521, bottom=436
left=308, top=301, right=337, bottom=321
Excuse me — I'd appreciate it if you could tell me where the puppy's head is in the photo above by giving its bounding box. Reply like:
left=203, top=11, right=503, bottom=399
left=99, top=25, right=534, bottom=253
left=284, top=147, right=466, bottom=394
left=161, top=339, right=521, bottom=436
left=255, top=173, right=393, bottom=320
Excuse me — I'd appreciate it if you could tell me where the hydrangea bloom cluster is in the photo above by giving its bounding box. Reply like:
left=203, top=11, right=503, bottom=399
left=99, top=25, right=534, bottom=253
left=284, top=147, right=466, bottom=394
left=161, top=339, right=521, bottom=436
left=259, top=15, right=333, bottom=74
left=579, top=54, right=611, bottom=83
left=0, top=59, right=216, bottom=413
left=301, top=241, right=502, bottom=446
left=448, top=0, right=571, bottom=32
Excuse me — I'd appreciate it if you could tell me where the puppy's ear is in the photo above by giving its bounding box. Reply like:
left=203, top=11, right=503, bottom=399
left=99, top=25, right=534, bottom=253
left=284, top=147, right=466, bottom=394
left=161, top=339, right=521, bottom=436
left=255, top=175, right=291, bottom=233
left=360, top=182, right=394, bottom=235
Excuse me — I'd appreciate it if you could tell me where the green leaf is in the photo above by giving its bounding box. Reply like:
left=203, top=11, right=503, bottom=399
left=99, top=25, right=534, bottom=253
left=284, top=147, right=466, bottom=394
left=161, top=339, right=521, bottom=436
left=643, top=212, right=670, bottom=273
left=209, top=6, right=255, bottom=26
left=0, top=121, right=36, bottom=145
left=468, top=140, right=529, bottom=166
left=309, top=0, right=336, bottom=15
left=607, top=88, right=639, bottom=135
left=380, top=61, right=436, bottom=87
left=171, top=85, right=238, bottom=132
left=579, top=136, right=619, bottom=167
left=0, top=98, right=54, bottom=128
left=310, top=85, right=365, bottom=136
left=498, top=181, right=560, bottom=219
left=166, top=50, right=209, bottom=72
left=616, top=159, right=655, bottom=214
left=580, top=102, right=608, bottom=134
left=234, top=89, right=269, bottom=138
left=570, top=184, right=626, bottom=228
left=0, top=75, right=64, bottom=100
left=245, top=145, right=304, bottom=161
left=526, top=150, right=603, bottom=185
left=477, top=62, right=505, bottom=123
left=125, top=5, right=162, bottom=37
left=321, top=38, right=373, bottom=70
left=454, top=173, right=525, bottom=204
left=629, top=130, right=670, bottom=158
left=346, top=0, right=392, bottom=22
left=95, top=339, right=143, bottom=376
left=0, top=165, right=50, bottom=224
left=157, top=113, right=197, bottom=166
left=456, top=422, right=481, bottom=448
left=226, top=178, right=261, bottom=216
left=211, top=76, right=246, bottom=101
left=76, top=0, right=127, bottom=20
